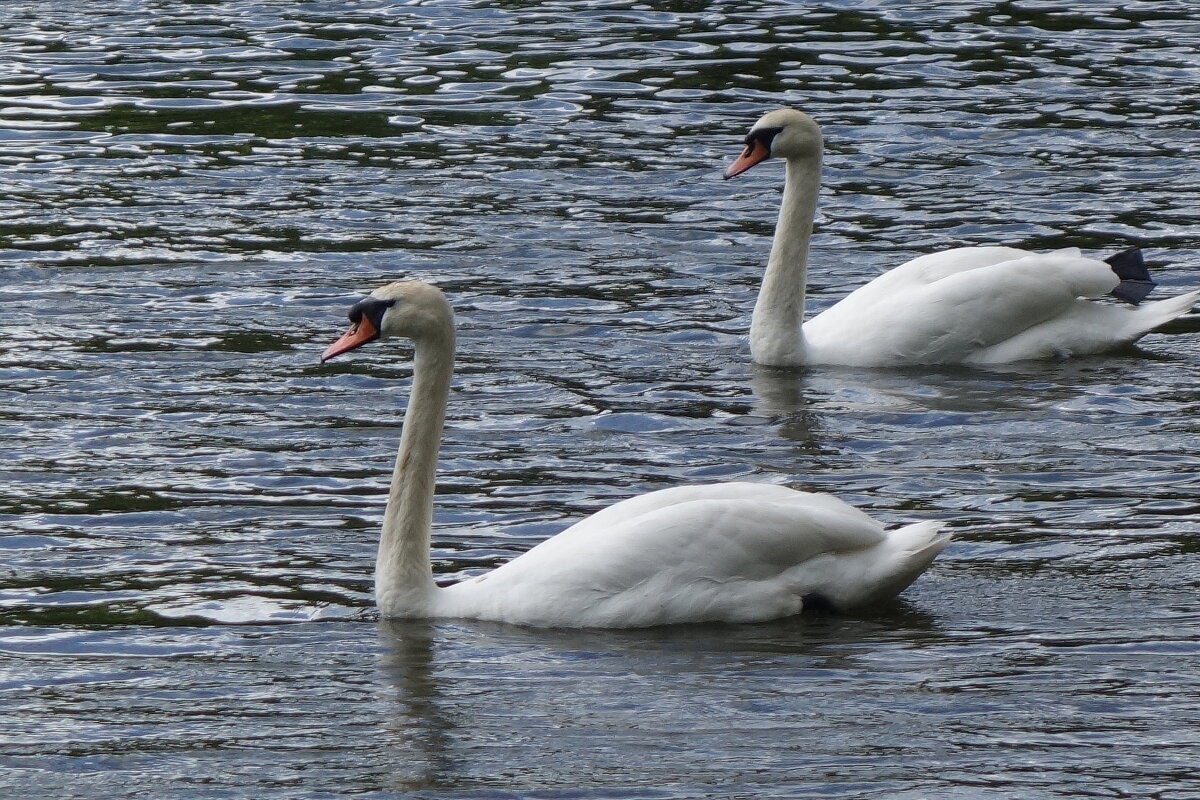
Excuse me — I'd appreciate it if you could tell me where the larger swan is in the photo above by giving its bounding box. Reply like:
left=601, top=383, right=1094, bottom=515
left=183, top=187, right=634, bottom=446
left=321, top=280, right=951, bottom=628
left=724, top=108, right=1200, bottom=367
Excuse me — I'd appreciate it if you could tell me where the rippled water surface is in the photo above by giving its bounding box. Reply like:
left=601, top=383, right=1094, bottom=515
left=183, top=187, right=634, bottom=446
left=3, top=2, right=1200, bottom=798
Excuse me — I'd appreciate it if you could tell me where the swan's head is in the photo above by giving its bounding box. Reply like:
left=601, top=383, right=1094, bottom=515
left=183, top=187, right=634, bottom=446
left=321, top=280, right=454, bottom=362
left=723, top=108, right=822, bottom=179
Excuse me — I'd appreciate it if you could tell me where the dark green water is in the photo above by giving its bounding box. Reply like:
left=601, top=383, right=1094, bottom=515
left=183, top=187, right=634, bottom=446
left=2, top=2, right=1200, bottom=798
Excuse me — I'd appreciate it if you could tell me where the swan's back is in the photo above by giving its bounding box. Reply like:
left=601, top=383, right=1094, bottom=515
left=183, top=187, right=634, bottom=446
left=803, top=247, right=1198, bottom=366
left=435, top=483, right=950, bottom=627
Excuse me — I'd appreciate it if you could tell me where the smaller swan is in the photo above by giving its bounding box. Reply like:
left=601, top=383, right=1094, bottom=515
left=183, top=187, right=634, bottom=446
left=725, top=108, right=1200, bottom=367
left=322, top=280, right=951, bottom=628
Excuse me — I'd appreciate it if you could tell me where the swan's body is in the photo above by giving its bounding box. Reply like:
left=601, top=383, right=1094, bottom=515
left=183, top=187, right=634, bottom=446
left=321, top=281, right=951, bottom=628
left=725, top=108, right=1200, bottom=367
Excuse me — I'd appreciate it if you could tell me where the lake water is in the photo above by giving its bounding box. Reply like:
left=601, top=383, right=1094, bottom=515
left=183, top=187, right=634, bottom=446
left=3, top=1, right=1200, bottom=798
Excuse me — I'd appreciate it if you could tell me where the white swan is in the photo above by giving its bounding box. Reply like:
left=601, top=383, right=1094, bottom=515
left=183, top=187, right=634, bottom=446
left=321, top=280, right=951, bottom=628
left=725, top=108, right=1200, bottom=367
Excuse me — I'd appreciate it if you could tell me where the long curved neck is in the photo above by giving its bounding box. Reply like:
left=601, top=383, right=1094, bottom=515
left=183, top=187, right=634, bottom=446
left=750, top=153, right=821, bottom=366
left=375, top=330, right=454, bottom=616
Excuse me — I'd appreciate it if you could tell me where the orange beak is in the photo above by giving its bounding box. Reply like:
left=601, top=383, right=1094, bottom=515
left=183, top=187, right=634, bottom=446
left=321, top=316, right=380, bottom=362
left=723, top=138, right=771, bottom=179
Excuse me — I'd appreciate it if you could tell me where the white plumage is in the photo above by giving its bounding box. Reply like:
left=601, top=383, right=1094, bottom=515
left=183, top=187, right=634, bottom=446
left=725, top=108, right=1200, bottom=367
left=321, top=280, right=950, bottom=628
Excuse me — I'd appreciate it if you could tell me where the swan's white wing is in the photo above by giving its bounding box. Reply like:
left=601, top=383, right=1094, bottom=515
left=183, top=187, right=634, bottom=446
left=803, top=250, right=1128, bottom=365
left=831, top=246, right=1038, bottom=306
left=439, top=484, right=897, bottom=627
left=552, top=481, right=879, bottom=539
left=969, top=288, right=1200, bottom=363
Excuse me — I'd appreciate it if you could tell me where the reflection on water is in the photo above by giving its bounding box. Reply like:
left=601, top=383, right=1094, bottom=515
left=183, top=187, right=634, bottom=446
left=373, top=612, right=957, bottom=795
left=376, top=621, right=456, bottom=792
left=3, top=1, right=1200, bottom=798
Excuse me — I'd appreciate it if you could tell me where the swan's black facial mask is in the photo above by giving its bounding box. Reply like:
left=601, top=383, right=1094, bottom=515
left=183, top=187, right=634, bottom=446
left=321, top=297, right=397, bottom=362
left=746, top=126, right=783, bottom=149
left=348, top=297, right=396, bottom=331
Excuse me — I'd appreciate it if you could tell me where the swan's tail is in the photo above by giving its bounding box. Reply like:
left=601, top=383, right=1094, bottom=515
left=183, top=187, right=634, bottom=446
left=885, top=521, right=953, bottom=582
left=1129, top=289, right=1200, bottom=337
left=816, top=521, right=952, bottom=610
left=891, top=520, right=953, bottom=557
left=858, top=521, right=952, bottom=607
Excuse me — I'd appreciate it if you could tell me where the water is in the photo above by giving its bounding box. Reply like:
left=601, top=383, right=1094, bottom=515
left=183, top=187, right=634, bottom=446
left=3, top=1, right=1200, bottom=797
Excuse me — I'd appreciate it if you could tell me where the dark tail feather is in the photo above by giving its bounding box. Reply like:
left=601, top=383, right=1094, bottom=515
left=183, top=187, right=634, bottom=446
left=1105, top=248, right=1155, bottom=305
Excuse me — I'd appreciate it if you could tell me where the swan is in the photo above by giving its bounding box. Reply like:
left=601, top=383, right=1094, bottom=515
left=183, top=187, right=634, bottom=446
left=724, top=108, right=1200, bottom=367
left=321, top=280, right=951, bottom=628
